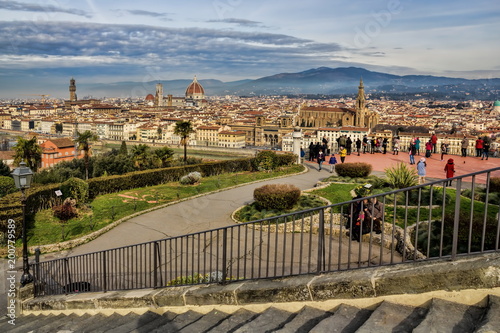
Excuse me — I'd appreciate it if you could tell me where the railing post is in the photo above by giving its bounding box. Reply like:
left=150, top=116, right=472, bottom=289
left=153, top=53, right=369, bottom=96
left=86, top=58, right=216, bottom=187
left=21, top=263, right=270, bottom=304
left=153, top=242, right=159, bottom=288
left=222, top=229, right=228, bottom=283
left=34, top=248, right=40, bottom=297
left=102, top=251, right=107, bottom=292
left=451, top=178, right=462, bottom=260
left=317, top=209, right=325, bottom=273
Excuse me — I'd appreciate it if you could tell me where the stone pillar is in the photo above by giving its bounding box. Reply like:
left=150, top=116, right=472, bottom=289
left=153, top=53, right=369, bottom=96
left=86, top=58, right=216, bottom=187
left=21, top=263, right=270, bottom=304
left=292, top=126, right=302, bottom=164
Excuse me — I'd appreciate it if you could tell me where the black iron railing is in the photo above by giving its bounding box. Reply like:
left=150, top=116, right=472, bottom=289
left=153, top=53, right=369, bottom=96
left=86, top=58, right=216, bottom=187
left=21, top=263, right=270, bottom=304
left=32, top=167, right=500, bottom=297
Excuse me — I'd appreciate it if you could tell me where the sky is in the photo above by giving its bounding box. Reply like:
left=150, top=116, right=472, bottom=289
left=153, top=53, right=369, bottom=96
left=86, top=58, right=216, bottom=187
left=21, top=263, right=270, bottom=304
left=0, top=0, right=499, bottom=98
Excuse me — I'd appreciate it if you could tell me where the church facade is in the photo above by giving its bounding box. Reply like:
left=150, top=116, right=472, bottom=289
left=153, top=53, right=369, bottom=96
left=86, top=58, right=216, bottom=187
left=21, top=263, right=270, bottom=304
left=296, top=79, right=379, bottom=130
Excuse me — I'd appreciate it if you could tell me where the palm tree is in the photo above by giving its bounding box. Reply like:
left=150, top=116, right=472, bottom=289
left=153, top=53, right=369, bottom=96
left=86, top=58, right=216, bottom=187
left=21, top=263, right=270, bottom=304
left=13, top=136, right=42, bottom=172
left=174, top=121, right=195, bottom=162
left=75, top=130, right=98, bottom=180
left=154, top=146, right=174, bottom=168
left=130, top=144, right=151, bottom=170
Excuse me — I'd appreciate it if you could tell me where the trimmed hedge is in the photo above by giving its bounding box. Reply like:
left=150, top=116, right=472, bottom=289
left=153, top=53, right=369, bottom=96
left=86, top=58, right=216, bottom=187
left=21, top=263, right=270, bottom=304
left=489, top=177, right=500, bottom=193
left=335, top=162, right=372, bottom=178
left=254, top=184, right=301, bottom=210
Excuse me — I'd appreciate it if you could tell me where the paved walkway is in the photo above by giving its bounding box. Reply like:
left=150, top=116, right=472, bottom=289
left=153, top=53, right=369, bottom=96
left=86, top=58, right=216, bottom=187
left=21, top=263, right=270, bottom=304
left=40, top=152, right=500, bottom=260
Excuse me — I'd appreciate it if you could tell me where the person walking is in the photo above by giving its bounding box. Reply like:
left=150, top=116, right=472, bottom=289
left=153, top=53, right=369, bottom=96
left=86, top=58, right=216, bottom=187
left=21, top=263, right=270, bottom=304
left=317, top=150, right=325, bottom=171
left=444, top=158, right=455, bottom=186
left=417, top=157, right=427, bottom=184
left=461, top=135, right=469, bottom=157
left=328, top=154, right=338, bottom=173
left=339, top=146, right=347, bottom=163
left=409, top=143, right=416, bottom=164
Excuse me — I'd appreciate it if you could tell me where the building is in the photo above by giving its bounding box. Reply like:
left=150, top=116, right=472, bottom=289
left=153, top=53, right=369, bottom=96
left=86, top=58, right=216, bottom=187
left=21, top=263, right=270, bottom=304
left=40, top=137, right=82, bottom=168
left=296, top=79, right=379, bottom=129
left=218, top=130, right=246, bottom=148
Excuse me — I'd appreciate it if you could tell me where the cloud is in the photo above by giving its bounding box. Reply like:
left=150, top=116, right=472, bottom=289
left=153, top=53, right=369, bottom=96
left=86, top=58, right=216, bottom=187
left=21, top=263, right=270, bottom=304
left=207, top=18, right=265, bottom=28
left=125, top=9, right=171, bottom=19
left=0, top=0, right=92, bottom=18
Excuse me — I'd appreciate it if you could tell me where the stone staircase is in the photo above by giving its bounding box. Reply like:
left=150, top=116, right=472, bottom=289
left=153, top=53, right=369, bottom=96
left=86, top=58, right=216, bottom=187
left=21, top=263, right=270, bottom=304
left=2, top=295, right=500, bottom=332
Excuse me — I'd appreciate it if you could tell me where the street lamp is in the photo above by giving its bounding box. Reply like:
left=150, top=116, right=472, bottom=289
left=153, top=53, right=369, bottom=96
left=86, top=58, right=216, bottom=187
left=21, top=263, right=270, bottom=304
left=12, top=161, right=34, bottom=286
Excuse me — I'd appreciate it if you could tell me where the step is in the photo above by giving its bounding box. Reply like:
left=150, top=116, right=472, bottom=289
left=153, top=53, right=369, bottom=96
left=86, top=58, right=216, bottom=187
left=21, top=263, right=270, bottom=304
left=205, top=309, right=258, bottom=333
left=356, top=301, right=427, bottom=332
left=232, top=307, right=295, bottom=333
left=273, top=306, right=334, bottom=333
left=476, top=294, right=500, bottom=333
left=178, top=309, right=230, bottom=333
left=309, top=304, right=372, bottom=333
left=8, top=313, right=68, bottom=333
left=129, top=311, right=178, bottom=333
left=104, top=311, right=163, bottom=333
left=152, top=309, right=204, bottom=332
left=413, top=298, right=485, bottom=333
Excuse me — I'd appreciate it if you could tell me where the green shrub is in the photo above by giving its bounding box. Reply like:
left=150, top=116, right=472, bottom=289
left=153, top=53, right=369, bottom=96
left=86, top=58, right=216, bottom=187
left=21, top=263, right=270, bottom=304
left=384, top=162, right=418, bottom=189
left=335, top=162, right=372, bottom=178
left=0, top=176, right=16, bottom=198
left=254, top=184, right=301, bottom=210
left=60, top=177, right=89, bottom=205
left=489, top=177, right=500, bottom=193
left=179, top=171, right=202, bottom=185
left=251, top=151, right=278, bottom=171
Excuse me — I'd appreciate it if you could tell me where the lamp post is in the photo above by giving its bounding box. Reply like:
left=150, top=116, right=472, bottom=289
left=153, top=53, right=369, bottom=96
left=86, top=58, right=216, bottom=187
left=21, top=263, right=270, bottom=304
left=12, top=161, right=34, bottom=286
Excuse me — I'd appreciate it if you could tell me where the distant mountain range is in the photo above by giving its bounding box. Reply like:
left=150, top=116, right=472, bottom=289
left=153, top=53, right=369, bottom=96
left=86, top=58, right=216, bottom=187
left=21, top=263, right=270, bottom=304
left=80, top=67, right=500, bottom=100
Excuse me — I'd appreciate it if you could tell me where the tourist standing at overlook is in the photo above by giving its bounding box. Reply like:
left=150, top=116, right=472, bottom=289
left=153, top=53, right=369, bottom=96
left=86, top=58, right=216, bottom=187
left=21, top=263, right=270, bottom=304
left=417, top=158, right=427, bottom=184
left=382, top=137, right=388, bottom=154
left=461, top=136, right=469, bottom=157
left=431, top=133, right=438, bottom=153
left=356, top=138, right=362, bottom=156
left=415, top=137, right=421, bottom=155
left=392, top=136, right=400, bottom=155
left=476, top=137, right=484, bottom=157
left=444, top=158, right=455, bottom=186
left=409, top=143, right=417, bottom=164
left=425, top=139, right=433, bottom=158
left=346, top=136, right=352, bottom=155
left=482, top=140, right=490, bottom=160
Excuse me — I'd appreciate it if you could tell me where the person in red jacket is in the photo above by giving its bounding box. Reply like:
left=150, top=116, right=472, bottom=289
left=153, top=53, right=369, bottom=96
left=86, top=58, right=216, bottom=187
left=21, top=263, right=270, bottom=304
left=431, top=133, right=438, bottom=153
left=475, top=137, right=484, bottom=157
left=444, top=158, right=455, bottom=186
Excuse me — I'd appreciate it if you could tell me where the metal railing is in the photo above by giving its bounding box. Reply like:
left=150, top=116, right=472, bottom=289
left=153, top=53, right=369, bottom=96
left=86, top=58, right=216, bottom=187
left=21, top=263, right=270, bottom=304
left=32, top=167, right=500, bottom=297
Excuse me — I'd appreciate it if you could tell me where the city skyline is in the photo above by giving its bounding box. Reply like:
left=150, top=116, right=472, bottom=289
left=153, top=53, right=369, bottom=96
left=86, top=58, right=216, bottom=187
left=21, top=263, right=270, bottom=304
left=1, top=0, right=499, bottom=98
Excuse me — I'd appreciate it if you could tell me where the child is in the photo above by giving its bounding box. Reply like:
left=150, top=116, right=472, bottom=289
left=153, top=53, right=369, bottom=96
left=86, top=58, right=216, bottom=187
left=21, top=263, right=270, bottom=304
left=417, top=158, right=427, bottom=184
left=339, top=146, right=347, bottom=163
left=328, top=154, right=338, bottom=173
left=444, top=158, right=455, bottom=186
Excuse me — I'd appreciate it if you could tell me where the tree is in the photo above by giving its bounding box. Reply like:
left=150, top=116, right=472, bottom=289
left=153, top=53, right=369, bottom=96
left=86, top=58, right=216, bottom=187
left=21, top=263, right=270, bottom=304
left=130, top=144, right=152, bottom=170
left=75, top=130, right=98, bottom=180
left=119, top=141, right=128, bottom=155
left=174, top=120, right=195, bottom=162
left=0, top=160, right=11, bottom=177
left=13, top=136, right=42, bottom=172
left=157, top=127, right=163, bottom=140
left=154, top=146, right=174, bottom=168
left=55, top=123, right=63, bottom=134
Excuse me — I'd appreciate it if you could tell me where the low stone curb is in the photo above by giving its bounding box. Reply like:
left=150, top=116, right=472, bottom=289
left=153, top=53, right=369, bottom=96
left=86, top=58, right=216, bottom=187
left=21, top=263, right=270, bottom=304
left=22, top=252, right=500, bottom=312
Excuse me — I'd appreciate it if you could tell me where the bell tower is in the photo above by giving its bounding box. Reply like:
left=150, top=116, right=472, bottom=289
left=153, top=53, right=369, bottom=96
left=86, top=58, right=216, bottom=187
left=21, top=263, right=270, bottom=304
left=355, top=78, right=366, bottom=127
left=69, top=77, right=77, bottom=102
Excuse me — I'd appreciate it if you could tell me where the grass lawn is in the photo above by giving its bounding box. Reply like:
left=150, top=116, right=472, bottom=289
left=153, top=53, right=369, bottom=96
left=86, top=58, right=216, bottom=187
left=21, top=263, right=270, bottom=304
left=26, top=165, right=304, bottom=246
